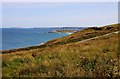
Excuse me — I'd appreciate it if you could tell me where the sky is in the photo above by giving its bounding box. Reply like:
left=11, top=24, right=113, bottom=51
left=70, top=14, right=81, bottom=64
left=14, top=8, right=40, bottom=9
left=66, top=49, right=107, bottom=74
left=2, top=2, right=118, bottom=28
left=2, top=0, right=119, bottom=2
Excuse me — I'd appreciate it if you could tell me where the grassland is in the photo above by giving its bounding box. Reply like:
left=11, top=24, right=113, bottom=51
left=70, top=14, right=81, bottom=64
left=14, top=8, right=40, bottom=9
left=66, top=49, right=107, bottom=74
left=1, top=24, right=120, bottom=77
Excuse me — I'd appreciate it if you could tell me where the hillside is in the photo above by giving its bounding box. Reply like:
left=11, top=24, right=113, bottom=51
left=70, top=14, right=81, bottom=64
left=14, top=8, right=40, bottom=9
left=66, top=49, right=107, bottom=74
left=44, top=24, right=119, bottom=45
left=2, top=24, right=119, bottom=53
left=2, top=24, right=120, bottom=77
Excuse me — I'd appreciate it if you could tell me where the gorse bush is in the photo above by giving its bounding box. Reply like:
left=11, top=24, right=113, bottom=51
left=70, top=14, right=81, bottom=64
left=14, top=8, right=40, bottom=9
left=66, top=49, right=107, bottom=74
left=81, top=58, right=97, bottom=71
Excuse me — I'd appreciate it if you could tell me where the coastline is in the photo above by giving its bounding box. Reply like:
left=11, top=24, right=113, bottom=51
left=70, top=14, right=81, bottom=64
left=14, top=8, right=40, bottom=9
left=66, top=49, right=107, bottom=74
left=2, top=24, right=119, bottom=54
left=1, top=31, right=72, bottom=53
left=1, top=43, right=47, bottom=54
left=2, top=30, right=75, bottom=52
left=38, top=42, right=45, bottom=45
left=1, top=31, right=71, bottom=52
left=1, top=32, right=70, bottom=53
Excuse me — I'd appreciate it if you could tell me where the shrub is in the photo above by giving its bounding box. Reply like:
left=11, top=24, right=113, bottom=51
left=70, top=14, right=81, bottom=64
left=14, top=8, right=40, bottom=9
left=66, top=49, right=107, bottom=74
left=80, top=58, right=97, bottom=71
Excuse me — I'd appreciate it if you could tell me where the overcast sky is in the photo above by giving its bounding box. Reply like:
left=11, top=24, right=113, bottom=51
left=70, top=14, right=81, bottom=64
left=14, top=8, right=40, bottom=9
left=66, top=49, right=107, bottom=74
left=2, top=2, right=118, bottom=28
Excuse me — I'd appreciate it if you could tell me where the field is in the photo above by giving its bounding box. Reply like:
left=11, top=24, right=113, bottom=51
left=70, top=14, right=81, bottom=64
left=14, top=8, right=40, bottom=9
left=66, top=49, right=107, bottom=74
left=2, top=24, right=120, bottom=77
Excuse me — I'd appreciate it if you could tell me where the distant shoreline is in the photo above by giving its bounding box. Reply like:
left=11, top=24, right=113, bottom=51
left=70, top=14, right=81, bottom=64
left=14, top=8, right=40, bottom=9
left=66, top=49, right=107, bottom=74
left=1, top=31, right=71, bottom=53
left=1, top=42, right=47, bottom=54
left=1, top=32, right=71, bottom=52
left=48, top=29, right=77, bottom=33
left=2, top=28, right=78, bottom=51
left=1, top=30, right=77, bottom=53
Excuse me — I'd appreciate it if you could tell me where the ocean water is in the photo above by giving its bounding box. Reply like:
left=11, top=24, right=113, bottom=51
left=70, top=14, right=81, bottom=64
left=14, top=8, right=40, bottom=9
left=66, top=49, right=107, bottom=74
left=2, top=28, right=81, bottom=50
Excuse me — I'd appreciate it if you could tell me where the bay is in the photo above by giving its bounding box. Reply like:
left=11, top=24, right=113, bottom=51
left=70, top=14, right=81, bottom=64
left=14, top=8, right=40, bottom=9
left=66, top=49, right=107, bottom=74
left=2, top=28, right=71, bottom=50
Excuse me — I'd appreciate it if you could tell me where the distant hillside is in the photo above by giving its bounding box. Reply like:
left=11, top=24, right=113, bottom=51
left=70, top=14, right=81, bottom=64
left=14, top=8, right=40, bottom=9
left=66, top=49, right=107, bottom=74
left=33, top=27, right=86, bottom=29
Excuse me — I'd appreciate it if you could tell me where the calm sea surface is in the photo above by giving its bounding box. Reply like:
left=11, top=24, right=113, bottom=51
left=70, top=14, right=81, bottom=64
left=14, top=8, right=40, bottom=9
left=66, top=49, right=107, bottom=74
left=2, top=28, right=82, bottom=50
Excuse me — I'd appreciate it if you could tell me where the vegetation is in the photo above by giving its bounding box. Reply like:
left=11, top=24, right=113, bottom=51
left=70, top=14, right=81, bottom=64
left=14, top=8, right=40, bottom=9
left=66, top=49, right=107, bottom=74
left=1, top=24, right=120, bottom=77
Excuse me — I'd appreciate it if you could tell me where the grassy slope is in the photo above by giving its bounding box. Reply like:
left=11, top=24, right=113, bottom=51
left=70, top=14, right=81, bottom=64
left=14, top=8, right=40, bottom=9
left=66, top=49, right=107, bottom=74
left=2, top=24, right=120, bottom=77
left=44, top=24, right=119, bottom=45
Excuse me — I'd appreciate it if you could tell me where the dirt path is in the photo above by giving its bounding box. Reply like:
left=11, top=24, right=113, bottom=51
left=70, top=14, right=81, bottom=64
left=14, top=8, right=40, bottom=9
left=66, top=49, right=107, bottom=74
left=77, top=31, right=119, bottom=43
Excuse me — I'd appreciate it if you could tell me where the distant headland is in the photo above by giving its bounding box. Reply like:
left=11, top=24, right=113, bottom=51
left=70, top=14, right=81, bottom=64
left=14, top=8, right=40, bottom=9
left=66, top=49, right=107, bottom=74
left=48, top=30, right=77, bottom=33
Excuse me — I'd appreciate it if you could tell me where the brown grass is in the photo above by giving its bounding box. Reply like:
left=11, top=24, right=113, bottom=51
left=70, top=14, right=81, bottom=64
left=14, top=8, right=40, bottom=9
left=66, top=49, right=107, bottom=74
left=2, top=24, right=120, bottom=77
left=2, top=32, right=120, bottom=77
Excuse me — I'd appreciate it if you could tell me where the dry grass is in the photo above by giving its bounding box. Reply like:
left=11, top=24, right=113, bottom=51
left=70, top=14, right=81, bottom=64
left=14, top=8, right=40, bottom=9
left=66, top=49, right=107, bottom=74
left=2, top=24, right=120, bottom=77
left=2, top=32, right=119, bottom=77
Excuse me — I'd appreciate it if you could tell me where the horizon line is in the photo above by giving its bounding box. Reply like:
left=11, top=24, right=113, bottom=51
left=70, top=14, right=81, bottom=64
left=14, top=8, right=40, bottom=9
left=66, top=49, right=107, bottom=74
left=1, top=23, right=118, bottom=28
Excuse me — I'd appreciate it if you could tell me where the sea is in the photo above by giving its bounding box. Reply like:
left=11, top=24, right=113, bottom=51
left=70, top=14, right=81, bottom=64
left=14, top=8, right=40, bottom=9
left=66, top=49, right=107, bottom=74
left=1, top=27, right=84, bottom=50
